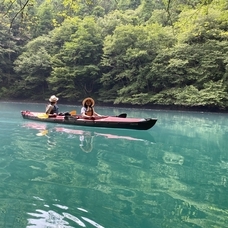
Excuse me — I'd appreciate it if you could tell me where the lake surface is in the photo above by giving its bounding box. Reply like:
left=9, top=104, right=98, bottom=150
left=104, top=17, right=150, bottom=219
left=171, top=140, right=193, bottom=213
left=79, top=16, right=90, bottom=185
left=0, top=101, right=228, bottom=228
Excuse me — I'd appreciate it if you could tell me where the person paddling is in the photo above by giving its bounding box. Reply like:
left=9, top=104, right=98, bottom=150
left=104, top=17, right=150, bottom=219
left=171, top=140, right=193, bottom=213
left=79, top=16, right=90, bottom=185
left=46, top=95, right=59, bottom=117
left=81, top=97, right=102, bottom=119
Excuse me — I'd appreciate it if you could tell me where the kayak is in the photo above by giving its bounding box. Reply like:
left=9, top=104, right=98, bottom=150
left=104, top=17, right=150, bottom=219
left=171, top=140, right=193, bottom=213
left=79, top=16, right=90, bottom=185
left=21, top=111, right=157, bottom=130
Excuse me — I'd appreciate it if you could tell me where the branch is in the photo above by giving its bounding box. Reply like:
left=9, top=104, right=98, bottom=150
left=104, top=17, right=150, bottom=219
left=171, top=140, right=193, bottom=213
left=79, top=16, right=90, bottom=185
left=10, top=0, right=30, bottom=28
left=165, top=0, right=173, bottom=27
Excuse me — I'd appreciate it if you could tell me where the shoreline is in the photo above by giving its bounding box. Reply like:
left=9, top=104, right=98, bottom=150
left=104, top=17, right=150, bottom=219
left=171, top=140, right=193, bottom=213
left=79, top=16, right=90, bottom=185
left=1, top=99, right=228, bottom=113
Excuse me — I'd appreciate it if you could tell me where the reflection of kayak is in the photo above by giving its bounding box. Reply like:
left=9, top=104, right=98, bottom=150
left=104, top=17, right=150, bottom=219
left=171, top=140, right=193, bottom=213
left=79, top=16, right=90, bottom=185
left=55, top=127, right=155, bottom=144
left=22, top=122, right=155, bottom=143
left=56, top=127, right=142, bottom=142
left=22, top=122, right=47, bottom=130
left=21, top=122, right=155, bottom=153
left=21, top=111, right=157, bottom=130
left=22, top=123, right=49, bottom=136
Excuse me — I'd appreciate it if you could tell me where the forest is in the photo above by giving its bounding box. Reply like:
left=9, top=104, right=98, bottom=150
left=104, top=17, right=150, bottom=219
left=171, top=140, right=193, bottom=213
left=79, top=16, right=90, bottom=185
left=0, top=0, right=228, bottom=110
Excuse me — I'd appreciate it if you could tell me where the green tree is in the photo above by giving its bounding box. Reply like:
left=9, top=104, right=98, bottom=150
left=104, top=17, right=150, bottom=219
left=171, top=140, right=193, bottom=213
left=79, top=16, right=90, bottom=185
left=97, top=10, right=140, bottom=38
left=136, top=0, right=158, bottom=22
left=100, top=23, right=175, bottom=104
left=48, top=17, right=103, bottom=101
left=117, top=0, right=141, bottom=10
left=13, top=35, right=52, bottom=99
left=30, top=2, right=55, bottom=37
left=0, top=16, right=18, bottom=97
left=148, top=40, right=228, bottom=108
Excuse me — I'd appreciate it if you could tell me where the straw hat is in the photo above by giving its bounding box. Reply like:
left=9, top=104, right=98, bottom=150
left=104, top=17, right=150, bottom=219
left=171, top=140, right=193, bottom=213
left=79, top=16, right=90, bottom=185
left=82, top=97, right=95, bottom=107
left=49, top=95, right=59, bottom=102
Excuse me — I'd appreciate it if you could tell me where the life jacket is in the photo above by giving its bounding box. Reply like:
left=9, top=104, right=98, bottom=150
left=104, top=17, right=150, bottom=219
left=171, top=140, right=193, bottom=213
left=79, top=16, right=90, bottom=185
left=50, top=104, right=59, bottom=114
left=85, top=106, right=93, bottom=116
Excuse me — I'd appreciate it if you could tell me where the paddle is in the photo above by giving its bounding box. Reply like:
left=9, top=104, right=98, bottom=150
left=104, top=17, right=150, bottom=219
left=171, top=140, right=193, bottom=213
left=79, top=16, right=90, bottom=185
left=37, top=111, right=126, bottom=119
left=76, top=113, right=127, bottom=120
left=68, top=110, right=76, bottom=116
left=37, top=110, right=77, bottom=119
left=117, top=113, right=127, bottom=118
left=93, top=113, right=127, bottom=118
left=36, top=130, right=49, bottom=136
left=87, top=113, right=127, bottom=119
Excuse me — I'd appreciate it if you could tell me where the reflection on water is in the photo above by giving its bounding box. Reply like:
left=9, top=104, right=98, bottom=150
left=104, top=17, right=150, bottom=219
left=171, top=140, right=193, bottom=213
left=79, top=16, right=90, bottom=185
left=162, top=152, right=184, bottom=165
left=27, top=210, right=105, bottom=228
left=79, top=132, right=94, bottom=153
left=22, top=122, right=155, bottom=153
left=1, top=102, right=228, bottom=227
left=27, top=209, right=86, bottom=227
left=27, top=196, right=104, bottom=228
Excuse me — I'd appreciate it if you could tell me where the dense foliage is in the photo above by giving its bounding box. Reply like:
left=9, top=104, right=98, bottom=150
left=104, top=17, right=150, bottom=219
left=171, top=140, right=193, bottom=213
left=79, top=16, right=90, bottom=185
left=0, top=0, right=228, bottom=110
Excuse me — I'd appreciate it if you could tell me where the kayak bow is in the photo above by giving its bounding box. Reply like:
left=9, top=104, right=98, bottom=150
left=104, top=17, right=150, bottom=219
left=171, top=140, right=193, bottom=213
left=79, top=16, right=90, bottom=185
left=21, top=111, right=157, bottom=130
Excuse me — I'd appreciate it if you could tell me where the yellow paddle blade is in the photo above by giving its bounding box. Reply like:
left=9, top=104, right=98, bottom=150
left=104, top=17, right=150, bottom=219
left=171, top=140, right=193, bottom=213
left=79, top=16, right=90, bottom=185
left=70, top=110, right=76, bottom=115
left=37, top=113, right=49, bottom=119
left=36, top=130, right=48, bottom=136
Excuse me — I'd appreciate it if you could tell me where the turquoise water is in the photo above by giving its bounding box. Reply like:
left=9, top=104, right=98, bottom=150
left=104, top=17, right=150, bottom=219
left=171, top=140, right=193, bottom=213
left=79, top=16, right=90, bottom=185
left=0, top=101, right=228, bottom=228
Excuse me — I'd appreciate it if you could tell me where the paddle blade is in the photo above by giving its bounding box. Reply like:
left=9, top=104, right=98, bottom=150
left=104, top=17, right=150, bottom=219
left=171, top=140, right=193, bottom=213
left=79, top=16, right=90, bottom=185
left=70, top=110, right=76, bottom=115
left=118, top=113, right=127, bottom=118
left=37, top=113, right=49, bottom=119
left=36, top=130, right=48, bottom=136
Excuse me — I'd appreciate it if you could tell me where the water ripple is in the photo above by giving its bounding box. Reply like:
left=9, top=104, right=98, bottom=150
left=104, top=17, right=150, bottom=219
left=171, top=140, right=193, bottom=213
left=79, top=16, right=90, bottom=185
left=26, top=206, right=104, bottom=228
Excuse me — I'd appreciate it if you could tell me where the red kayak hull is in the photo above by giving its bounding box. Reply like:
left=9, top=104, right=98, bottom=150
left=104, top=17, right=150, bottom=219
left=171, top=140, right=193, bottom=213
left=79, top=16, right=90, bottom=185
left=21, top=111, right=157, bottom=130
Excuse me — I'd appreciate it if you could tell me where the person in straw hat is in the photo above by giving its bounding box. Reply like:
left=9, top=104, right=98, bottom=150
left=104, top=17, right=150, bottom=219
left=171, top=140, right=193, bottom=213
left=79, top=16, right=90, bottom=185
left=46, top=95, right=59, bottom=117
left=81, top=97, right=102, bottom=119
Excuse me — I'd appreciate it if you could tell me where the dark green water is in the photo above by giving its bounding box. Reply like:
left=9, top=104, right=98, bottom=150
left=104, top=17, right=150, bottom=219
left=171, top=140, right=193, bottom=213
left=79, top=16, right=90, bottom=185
left=0, top=101, right=228, bottom=228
